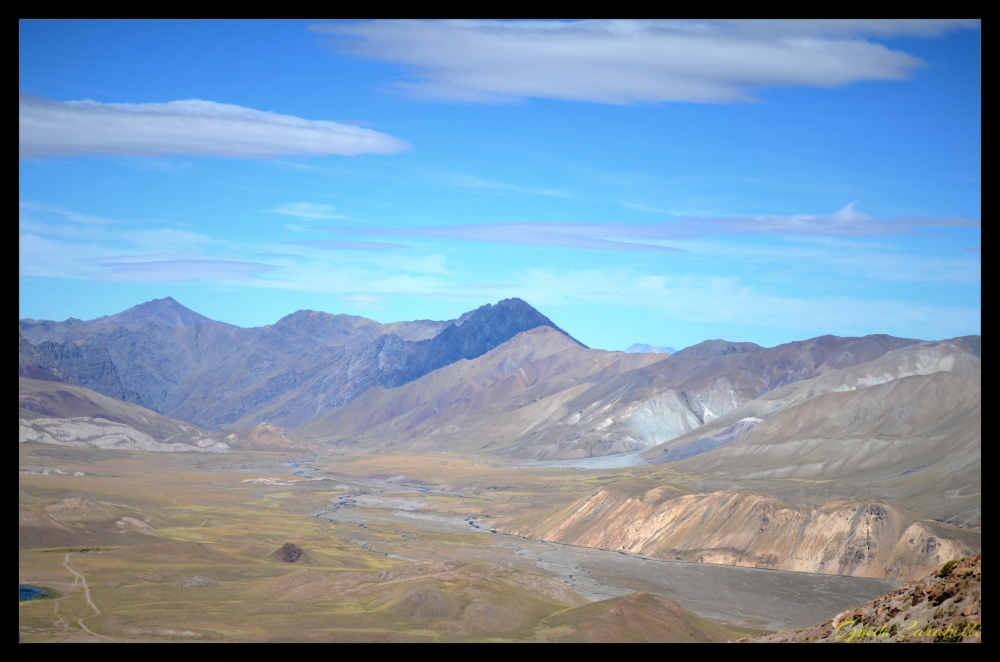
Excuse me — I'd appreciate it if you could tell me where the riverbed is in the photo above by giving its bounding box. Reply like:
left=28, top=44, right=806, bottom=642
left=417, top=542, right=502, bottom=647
left=292, top=462, right=902, bottom=631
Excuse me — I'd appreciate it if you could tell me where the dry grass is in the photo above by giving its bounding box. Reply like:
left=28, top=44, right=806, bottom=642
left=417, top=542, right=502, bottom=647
left=20, top=444, right=762, bottom=642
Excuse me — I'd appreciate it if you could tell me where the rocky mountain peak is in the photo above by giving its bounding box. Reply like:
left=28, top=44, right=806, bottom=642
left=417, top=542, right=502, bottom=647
left=454, top=298, right=587, bottom=349
left=90, top=297, right=230, bottom=330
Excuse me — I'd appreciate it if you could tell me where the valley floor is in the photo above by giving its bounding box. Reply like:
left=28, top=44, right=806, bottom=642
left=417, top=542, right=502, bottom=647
left=19, top=445, right=912, bottom=642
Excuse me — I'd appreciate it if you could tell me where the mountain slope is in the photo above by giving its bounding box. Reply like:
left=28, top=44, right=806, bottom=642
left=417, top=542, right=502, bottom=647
left=20, top=376, right=211, bottom=441
left=19, top=377, right=229, bottom=452
left=494, top=334, right=929, bottom=458
left=18, top=377, right=311, bottom=452
left=294, top=326, right=661, bottom=451
left=640, top=342, right=981, bottom=525
left=293, top=332, right=975, bottom=462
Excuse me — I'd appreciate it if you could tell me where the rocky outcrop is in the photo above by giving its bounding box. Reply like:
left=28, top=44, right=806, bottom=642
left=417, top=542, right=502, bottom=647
left=746, top=554, right=981, bottom=642
left=270, top=543, right=316, bottom=565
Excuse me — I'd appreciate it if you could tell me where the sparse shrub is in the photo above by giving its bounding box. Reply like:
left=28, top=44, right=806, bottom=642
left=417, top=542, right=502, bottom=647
left=934, top=622, right=971, bottom=643
left=939, top=559, right=959, bottom=577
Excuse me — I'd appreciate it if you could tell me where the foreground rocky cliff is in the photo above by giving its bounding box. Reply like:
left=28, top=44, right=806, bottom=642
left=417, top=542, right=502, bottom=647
left=746, top=554, right=981, bottom=643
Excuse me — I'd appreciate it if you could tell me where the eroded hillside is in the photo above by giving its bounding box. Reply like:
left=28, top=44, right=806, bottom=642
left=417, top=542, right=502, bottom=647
left=499, top=482, right=980, bottom=581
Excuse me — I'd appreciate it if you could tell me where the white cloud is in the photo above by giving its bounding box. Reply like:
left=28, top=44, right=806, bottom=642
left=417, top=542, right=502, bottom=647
left=716, top=19, right=980, bottom=39
left=310, top=20, right=978, bottom=104
left=270, top=203, right=345, bottom=220
left=19, top=94, right=410, bottom=159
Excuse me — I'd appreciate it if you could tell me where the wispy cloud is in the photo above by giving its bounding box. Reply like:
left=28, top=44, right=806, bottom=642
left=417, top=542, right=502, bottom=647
left=310, top=20, right=978, bottom=104
left=288, top=240, right=405, bottom=251
left=20, top=201, right=451, bottom=287
left=337, top=223, right=683, bottom=252
left=339, top=293, right=385, bottom=311
left=699, top=203, right=980, bottom=236
left=269, top=202, right=350, bottom=220
left=19, top=94, right=411, bottom=159
left=90, top=259, right=278, bottom=282
left=434, top=171, right=578, bottom=199
left=623, top=202, right=678, bottom=215
left=113, top=158, right=193, bottom=172
left=20, top=201, right=117, bottom=225
left=333, top=204, right=979, bottom=253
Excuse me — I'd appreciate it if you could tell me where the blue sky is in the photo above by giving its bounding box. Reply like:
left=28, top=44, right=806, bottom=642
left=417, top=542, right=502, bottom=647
left=19, top=20, right=981, bottom=350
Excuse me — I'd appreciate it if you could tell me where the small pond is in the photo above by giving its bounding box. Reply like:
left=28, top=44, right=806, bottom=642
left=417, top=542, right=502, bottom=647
left=19, top=585, right=48, bottom=601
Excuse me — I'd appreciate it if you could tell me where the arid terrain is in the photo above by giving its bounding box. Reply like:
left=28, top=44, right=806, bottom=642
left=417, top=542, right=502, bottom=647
left=20, top=445, right=906, bottom=642
left=20, top=299, right=980, bottom=642
left=747, top=554, right=980, bottom=643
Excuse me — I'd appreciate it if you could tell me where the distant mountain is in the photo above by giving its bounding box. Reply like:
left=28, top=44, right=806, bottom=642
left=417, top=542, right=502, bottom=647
left=92, top=296, right=233, bottom=330
left=293, top=330, right=979, bottom=478
left=625, top=343, right=676, bottom=354
left=383, top=298, right=586, bottom=388
left=18, top=297, right=231, bottom=344
left=470, top=333, right=933, bottom=460
left=18, top=297, right=579, bottom=430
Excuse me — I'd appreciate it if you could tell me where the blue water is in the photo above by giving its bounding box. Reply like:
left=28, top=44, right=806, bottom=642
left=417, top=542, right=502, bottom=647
left=19, top=585, right=48, bottom=601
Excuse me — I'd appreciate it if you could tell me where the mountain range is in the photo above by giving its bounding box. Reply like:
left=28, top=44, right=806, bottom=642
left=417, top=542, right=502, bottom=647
left=19, top=297, right=981, bottom=573
left=19, top=298, right=980, bottom=465
left=20, top=296, right=581, bottom=430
